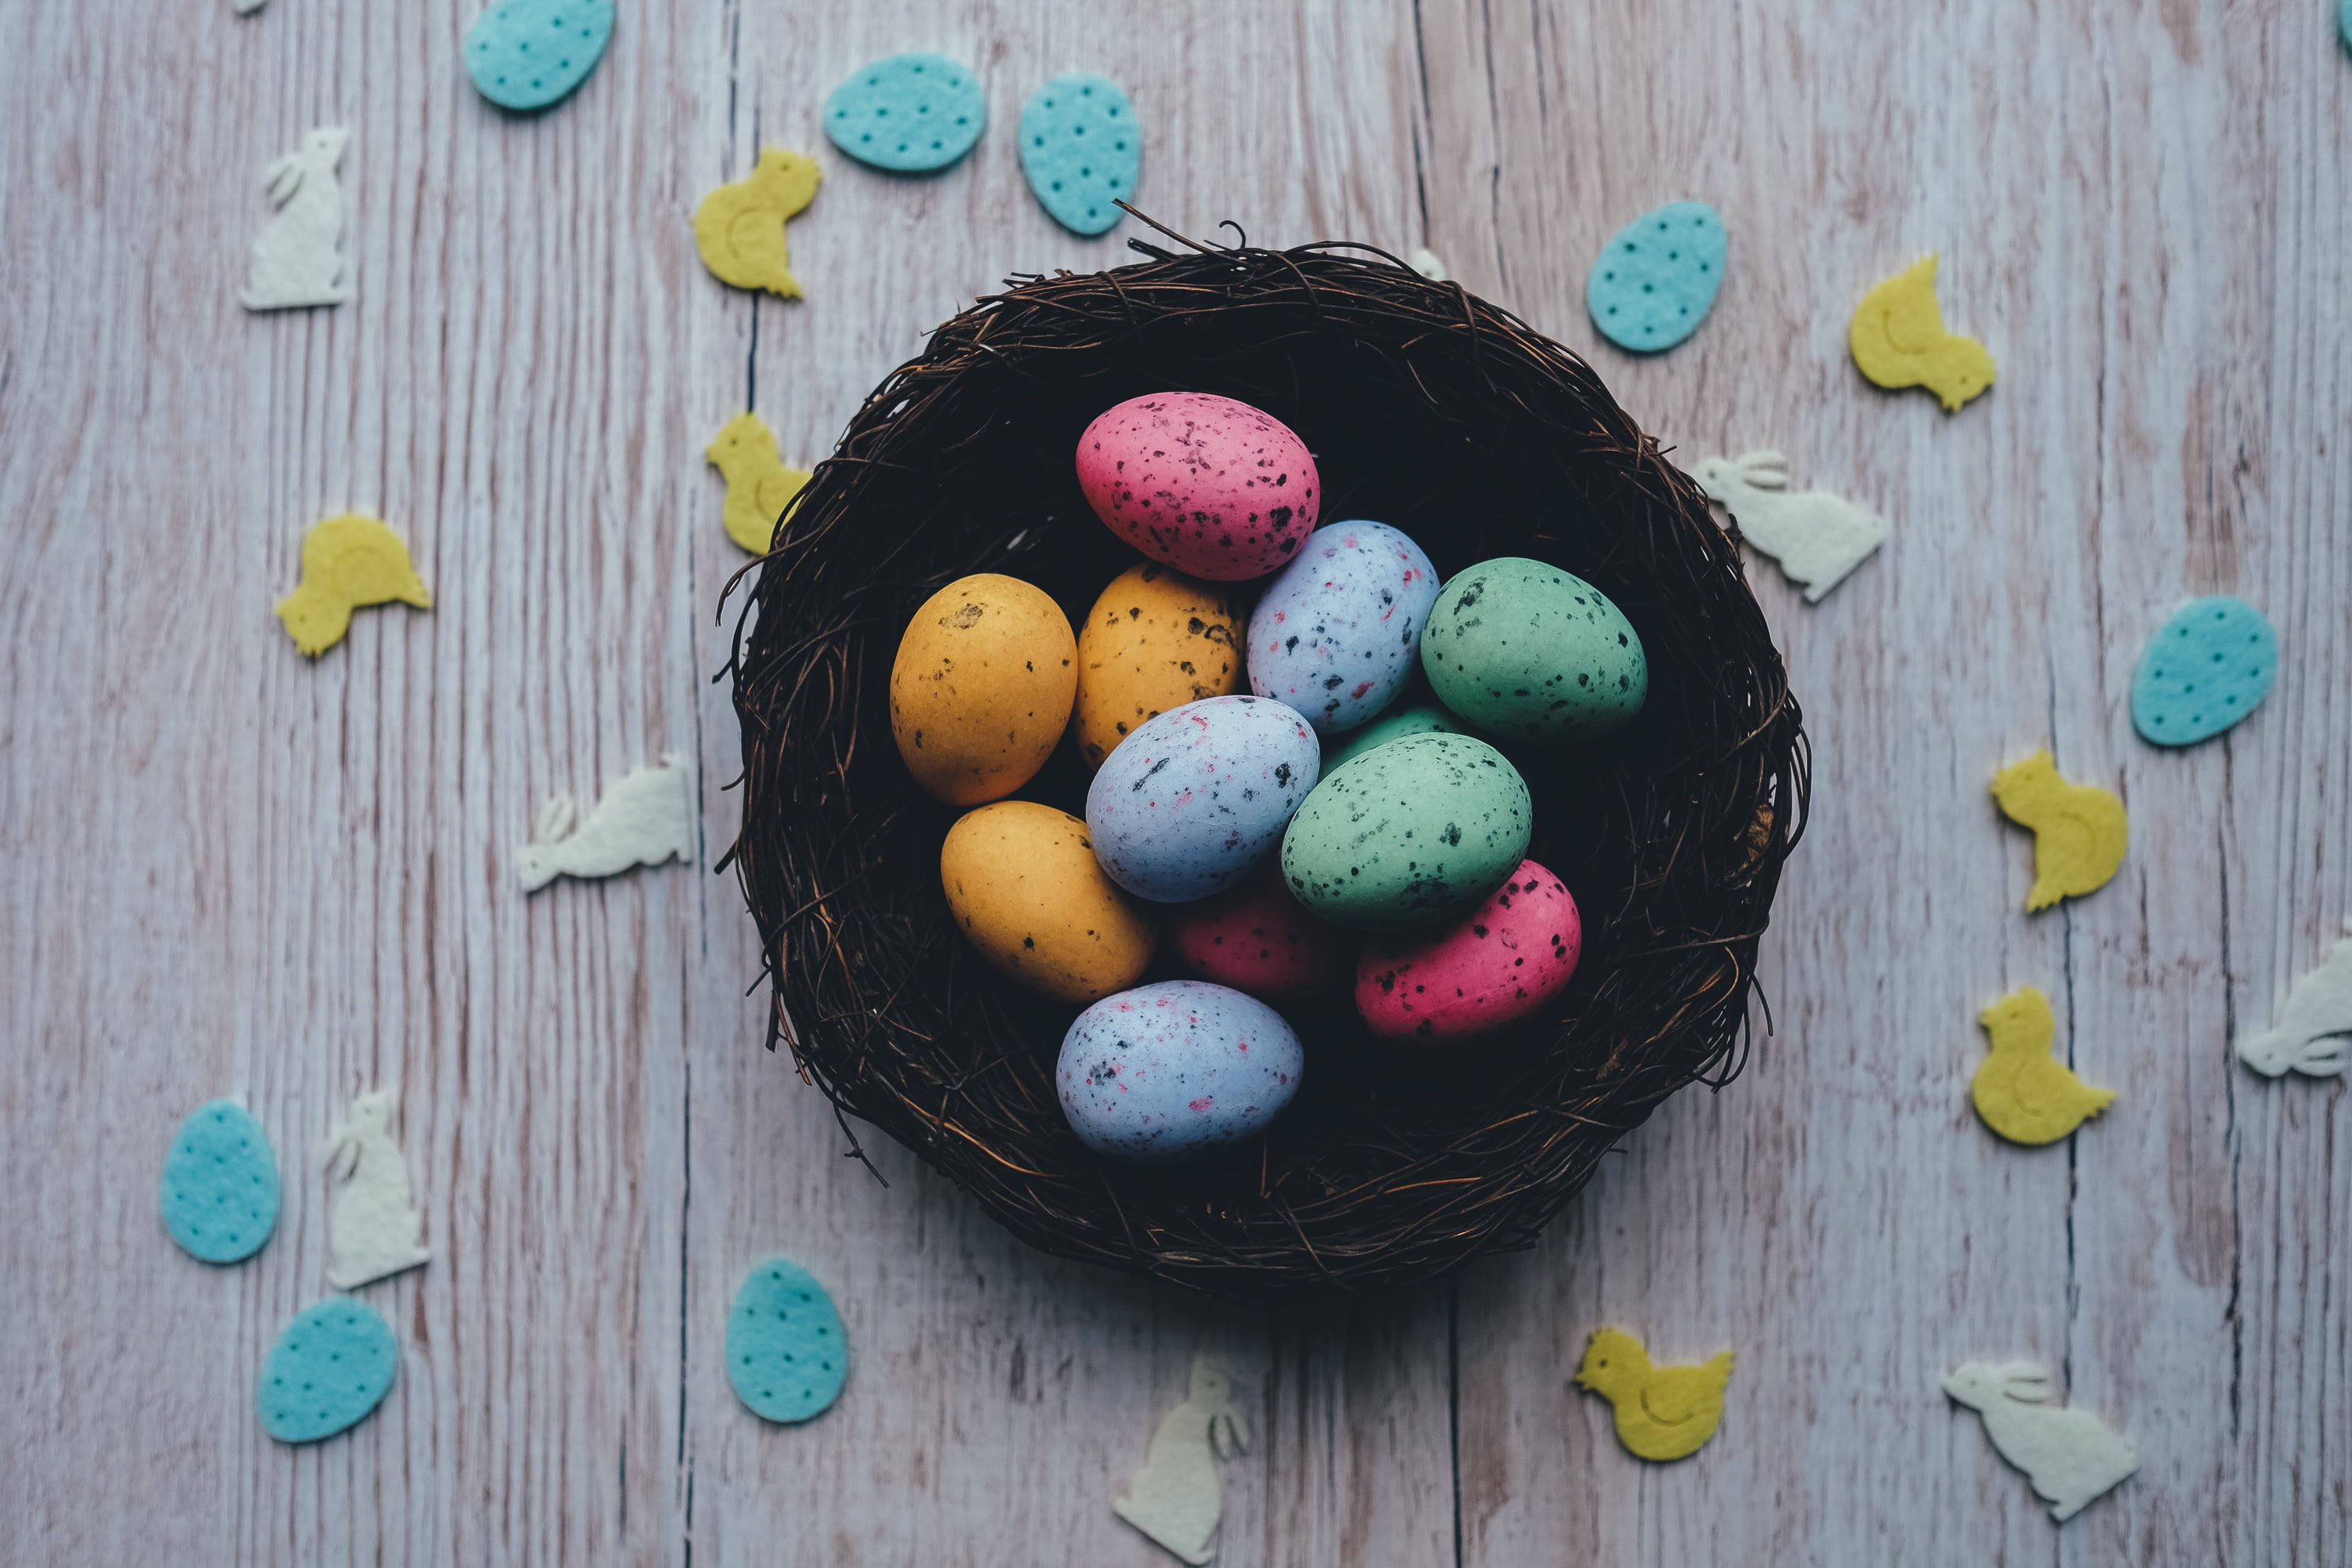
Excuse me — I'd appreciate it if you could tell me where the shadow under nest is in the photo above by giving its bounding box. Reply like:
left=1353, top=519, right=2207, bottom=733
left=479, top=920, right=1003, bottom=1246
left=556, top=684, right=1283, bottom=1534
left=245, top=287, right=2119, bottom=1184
left=724, top=218, right=1808, bottom=1308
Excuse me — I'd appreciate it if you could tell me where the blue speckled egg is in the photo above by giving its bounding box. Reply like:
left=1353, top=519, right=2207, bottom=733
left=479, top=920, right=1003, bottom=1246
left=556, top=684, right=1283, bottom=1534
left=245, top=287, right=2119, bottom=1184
left=1057, top=979, right=1305, bottom=1160
left=727, top=1258, right=848, bottom=1424
left=1586, top=201, right=1726, bottom=353
left=1018, top=73, right=1140, bottom=235
left=1085, top=695, right=1320, bottom=902
left=463, top=0, right=614, bottom=113
left=2131, top=596, right=2278, bottom=747
left=258, top=1299, right=398, bottom=1444
left=161, top=1098, right=278, bottom=1264
left=824, top=53, right=985, bottom=172
left=1247, top=521, right=1441, bottom=735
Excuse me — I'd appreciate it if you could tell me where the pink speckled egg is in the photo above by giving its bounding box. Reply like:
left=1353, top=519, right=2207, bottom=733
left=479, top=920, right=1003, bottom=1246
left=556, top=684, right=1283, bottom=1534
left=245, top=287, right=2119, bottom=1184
left=1057, top=979, right=1305, bottom=1160
left=1354, top=859, right=1581, bottom=1041
left=1075, top=392, right=1319, bottom=580
left=1170, top=864, right=1354, bottom=1000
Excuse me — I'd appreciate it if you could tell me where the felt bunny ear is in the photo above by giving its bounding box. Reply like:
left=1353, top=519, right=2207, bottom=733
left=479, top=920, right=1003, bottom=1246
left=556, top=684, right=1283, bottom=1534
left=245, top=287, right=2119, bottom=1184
left=1999, top=1363, right=2053, bottom=1401
left=1737, top=450, right=1791, bottom=489
left=535, top=794, right=577, bottom=843
left=264, top=154, right=305, bottom=205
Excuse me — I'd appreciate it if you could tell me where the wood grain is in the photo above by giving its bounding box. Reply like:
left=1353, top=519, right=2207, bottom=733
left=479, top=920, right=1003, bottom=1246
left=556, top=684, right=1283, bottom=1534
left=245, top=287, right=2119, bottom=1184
left=0, top=0, right=2342, bottom=1562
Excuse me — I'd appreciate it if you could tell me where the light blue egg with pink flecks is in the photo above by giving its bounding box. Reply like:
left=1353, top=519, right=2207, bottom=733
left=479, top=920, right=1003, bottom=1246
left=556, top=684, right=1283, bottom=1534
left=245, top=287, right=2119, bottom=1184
left=1056, top=979, right=1305, bottom=1160
left=1084, top=695, right=1320, bottom=903
left=1247, top=521, right=1442, bottom=735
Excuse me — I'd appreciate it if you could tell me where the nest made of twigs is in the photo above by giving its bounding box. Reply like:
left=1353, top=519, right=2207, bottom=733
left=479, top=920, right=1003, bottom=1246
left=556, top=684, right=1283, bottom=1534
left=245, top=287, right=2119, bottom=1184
left=724, top=217, right=1807, bottom=1307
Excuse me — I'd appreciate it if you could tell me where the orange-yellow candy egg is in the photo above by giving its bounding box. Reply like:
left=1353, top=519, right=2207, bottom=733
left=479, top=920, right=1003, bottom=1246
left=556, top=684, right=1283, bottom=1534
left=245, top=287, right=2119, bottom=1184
left=891, top=574, right=1078, bottom=804
left=940, top=801, right=1157, bottom=1003
left=1072, top=563, right=1246, bottom=770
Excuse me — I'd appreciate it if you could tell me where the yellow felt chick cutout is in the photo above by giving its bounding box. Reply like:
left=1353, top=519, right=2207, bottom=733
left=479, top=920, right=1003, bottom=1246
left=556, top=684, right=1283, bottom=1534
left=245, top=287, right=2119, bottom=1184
left=1849, top=255, right=1995, bottom=412
left=694, top=147, right=821, bottom=299
left=1972, top=986, right=2116, bottom=1145
left=1573, top=1327, right=1733, bottom=1463
left=1992, top=750, right=2127, bottom=913
left=706, top=413, right=811, bottom=555
left=275, top=514, right=433, bottom=657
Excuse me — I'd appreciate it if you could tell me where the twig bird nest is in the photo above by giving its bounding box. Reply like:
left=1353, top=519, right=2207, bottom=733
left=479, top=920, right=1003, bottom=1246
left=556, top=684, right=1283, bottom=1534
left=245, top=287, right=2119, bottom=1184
left=724, top=219, right=1807, bottom=1306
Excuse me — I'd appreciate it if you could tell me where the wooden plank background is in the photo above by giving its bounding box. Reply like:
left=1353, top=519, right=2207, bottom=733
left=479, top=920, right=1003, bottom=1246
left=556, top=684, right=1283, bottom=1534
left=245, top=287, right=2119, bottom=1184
left=2, top=0, right=2344, bottom=1561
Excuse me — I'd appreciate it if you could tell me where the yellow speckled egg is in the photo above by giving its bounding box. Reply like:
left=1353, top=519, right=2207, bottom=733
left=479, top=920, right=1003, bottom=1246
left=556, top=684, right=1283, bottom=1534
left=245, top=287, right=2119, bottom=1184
left=891, top=574, right=1078, bottom=804
left=1073, top=562, right=1245, bottom=770
left=940, top=801, right=1157, bottom=1003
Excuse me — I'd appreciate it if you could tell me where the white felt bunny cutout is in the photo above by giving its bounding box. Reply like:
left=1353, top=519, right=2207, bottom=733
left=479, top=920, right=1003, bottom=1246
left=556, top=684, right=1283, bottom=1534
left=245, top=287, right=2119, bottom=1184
left=241, top=127, right=350, bottom=310
left=517, top=754, right=696, bottom=892
left=1944, top=1360, right=2138, bottom=1523
left=1115, top=1359, right=1248, bottom=1565
left=321, top=1088, right=430, bottom=1290
left=2238, top=920, right=2352, bottom=1078
left=1690, top=450, right=1889, bottom=603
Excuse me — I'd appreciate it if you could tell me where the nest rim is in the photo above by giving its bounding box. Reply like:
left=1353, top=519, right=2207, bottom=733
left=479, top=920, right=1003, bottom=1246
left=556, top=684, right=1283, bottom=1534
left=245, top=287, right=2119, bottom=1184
left=725, top=216, right=1808, bottom=1308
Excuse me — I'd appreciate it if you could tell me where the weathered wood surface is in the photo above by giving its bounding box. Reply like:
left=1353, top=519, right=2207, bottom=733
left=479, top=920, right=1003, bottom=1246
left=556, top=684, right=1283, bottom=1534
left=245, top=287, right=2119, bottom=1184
left=1, top=0, right=2343, bottom=1561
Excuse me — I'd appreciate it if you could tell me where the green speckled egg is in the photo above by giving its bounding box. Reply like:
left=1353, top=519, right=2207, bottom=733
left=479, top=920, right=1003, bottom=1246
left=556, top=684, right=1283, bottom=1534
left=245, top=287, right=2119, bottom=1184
left=1421, top=557, right=1646, bottom=744
left=1321, top=701, right=1460, bottom=772
left=1279, top=733, right=1530, bottom=931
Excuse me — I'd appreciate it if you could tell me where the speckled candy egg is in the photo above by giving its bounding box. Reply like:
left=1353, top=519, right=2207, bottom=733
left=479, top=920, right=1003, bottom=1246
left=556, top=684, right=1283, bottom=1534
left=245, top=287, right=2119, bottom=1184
left=1056, top=979, right=1305, bottom=1160
left=940, top=801, right=1156, bottom=1004
left=1072, top=562, right=1245, bottom=771
left=1076, top=393, right=1319, bottom=580
left=1421, top=557, right=1647, bottom=745
left=1169, top=863, right=1353, bottom=1000
left=1085, top=695, right=1319, bottom=902
left=1322, top=701, right=1461, bottom=772
left=1280, top=732, right=1530, bottom=931
left=891, top=574, right=1077, bottom=805
left=1247, top=521, right=1441, bottom=734
left=1356, top=858, right=1581, bottom=1040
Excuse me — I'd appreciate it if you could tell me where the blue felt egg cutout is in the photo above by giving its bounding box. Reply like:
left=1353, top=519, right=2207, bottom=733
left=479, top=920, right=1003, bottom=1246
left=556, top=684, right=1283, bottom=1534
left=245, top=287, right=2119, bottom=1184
left=1586, top=200, right=1727, bottom=353
left=1018, top=73, right=1141, bottom=236
left=464, top=0, right=614, bottom=112
left=258, top=1299, right=399, bottom=1444
left=2131, top=596, right=2278, bottom=747
left=824, top=53, right=986, bottom=173
left=727, top=1258, right=848, bottom=1424
left=161, top=1098, right=279, bottom=1265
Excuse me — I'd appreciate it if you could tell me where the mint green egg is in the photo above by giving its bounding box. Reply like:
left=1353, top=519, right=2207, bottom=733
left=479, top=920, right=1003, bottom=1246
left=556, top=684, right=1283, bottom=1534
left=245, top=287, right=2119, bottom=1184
left=1421, top=557, right=1646, bottom=745
left=1321, top=702, right=1460, bottom=772
left=1279, top=733, right=1530, bottom=931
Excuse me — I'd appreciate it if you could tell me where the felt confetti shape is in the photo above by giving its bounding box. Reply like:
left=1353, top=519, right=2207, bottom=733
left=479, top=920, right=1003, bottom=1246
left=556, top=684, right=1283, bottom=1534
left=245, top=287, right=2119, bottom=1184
left=160, top=1099, right=278, bottom=1265
left=321, top=1090, right=430, bottom=1290
left=1690, top=451, right=1889, bottom=603
left=706, top=412, right=810, bottom=554
left=1944, top=1361, right=2139, bottom=1523
left=2130, top=596, right=2278, bottom=746
left=259, top=1299, right=398, bottom=1444
left=2238, top=920, right=2352, bottom=1078
left=517, top=753, right=695, bottom=891
left=240, top=127, right=350, bottom=310
left=694, top=148, right=821, bottom=299
left=726, top=1258, right=849, bottom=1423
left=1990, top=750, right=2126, bottom=912
left=1972, top=986, right=2115, bottom=1145
left=824, top=53, right=985, bottom=172
left=1115, top=1359, right=1247, bottom=1566
left=275, top=514, right=432, bottom=657
left=1406, top=247, right=1446, bottom=281
left=1573, top=1327, right=1733, bottom=1463
left=1018, top=73, right=1140, bottom=236
left=463, top=0, right=614, bottom=112
left=1849, top=255, right=1994, bottom=412
left=1586, top=201, right=1726, bottom=353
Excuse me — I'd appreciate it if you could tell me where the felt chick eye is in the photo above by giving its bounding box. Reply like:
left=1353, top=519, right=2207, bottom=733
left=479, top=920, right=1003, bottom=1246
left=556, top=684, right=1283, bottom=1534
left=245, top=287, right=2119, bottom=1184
left=1849, top=255, right=1994, bottom=412
left=694, top=148, right=821, bottom=299
left=1971, top=986, right=2115, bottom=1145
left=1991, top=750, right=2126, bottom=912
